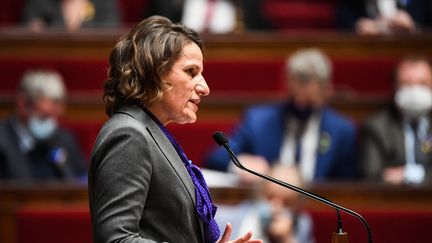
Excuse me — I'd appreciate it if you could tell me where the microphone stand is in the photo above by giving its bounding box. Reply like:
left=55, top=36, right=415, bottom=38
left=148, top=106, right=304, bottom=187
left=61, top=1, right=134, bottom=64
left=333, top=209, right=349, bottom=243
left=213, top=132, right=372, bottom=243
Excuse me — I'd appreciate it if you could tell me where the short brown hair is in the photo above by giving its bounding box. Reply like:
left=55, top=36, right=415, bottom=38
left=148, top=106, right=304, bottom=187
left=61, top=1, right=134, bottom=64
left=103, top=15, right=202, bottom=116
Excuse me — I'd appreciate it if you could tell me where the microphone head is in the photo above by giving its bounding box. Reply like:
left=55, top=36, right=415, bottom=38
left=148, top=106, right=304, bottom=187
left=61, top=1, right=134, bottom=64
left=213, top=131, right=228, bottom=146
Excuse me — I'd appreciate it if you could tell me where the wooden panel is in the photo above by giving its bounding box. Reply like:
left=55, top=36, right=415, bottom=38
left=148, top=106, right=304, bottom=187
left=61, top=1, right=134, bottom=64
left=1, top=28, right=432, bottom=60
left=1, top=181, right=432, bottom=243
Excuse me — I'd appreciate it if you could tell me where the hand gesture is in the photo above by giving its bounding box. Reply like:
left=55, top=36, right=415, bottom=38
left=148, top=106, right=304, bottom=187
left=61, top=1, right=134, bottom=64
left=217, top=223, right=262, bottom=243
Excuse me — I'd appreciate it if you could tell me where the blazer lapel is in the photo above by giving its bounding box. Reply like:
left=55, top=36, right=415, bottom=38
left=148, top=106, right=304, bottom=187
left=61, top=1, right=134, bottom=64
left=391, top=119, right=405, bottom=164
left=315, top=110, right=331, bottom=178
left=151, top=131, right=205, bottom=242
left=147, top=124, right=197, bottom=205
left=118, top=106, right=196, bottom=205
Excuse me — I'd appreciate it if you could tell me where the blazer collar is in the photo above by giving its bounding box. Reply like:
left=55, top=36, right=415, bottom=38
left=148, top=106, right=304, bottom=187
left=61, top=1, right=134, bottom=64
left=116, top=105, right=197, bottom=205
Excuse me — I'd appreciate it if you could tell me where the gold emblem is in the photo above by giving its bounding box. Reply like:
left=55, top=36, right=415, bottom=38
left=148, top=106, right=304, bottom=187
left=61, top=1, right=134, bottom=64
left=421, top=138, right=432, bottom=154
left=319, top=132, right=331, bottom=154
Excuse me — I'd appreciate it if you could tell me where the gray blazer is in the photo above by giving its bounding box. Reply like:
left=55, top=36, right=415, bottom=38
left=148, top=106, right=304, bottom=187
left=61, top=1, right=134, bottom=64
left=88, top=105, right=204, bottom=243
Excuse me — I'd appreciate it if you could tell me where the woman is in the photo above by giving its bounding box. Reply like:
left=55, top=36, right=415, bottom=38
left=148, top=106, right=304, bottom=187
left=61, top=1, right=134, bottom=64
left=88, top=16, right=261, bottom=243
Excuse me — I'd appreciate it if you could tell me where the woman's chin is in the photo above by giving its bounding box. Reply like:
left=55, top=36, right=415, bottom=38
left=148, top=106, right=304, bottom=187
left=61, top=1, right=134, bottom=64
left=174, top=113, right=197, bottom=124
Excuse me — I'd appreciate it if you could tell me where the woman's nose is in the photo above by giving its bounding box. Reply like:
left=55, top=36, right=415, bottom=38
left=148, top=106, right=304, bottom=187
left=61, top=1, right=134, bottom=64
left=196, top=76, right=210, bottom=96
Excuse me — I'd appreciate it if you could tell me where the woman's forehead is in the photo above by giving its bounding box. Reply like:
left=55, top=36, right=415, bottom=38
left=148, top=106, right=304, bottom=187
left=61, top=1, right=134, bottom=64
left=175, top=43, right=203, bottom=67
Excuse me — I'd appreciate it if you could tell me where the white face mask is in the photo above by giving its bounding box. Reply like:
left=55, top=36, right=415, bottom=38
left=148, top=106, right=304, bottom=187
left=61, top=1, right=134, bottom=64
left=28, top=116, right=57, bottom=140
left=395, top=85, right=432, bottom=118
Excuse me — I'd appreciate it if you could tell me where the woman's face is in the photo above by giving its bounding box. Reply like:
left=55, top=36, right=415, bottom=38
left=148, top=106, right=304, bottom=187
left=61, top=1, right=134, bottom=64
left=149, top=42, right=209, bottom=125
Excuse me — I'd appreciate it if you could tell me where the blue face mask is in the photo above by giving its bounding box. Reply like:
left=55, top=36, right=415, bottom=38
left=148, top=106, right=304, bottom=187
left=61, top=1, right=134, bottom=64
left=28, top=116, right=57, bottom=140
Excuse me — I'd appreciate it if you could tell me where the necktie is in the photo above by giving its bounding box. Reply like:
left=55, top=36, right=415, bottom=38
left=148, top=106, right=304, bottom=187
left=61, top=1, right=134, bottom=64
left=294, top=121, right=305, bottom=164
left=145, top=109, right=220, bottom=243
left=411, top=120, right=426, bottom=165
left=294, top=139, right=302, bottom=164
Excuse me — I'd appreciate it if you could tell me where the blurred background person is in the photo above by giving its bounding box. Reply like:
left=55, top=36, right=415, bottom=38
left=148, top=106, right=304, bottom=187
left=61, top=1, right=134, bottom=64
left=143, top=0, right=237, bottom=34
left=239, top=0, right=272, bottom=31
left=0, top=69, right=87, bottom=181
left=182, top=0, right=237, bottom=33
left=205, top=48, right=358, bottom=185
left=336, top=0, right=432, bottom=35
left=144, top=0, right=184, bottom=23
left=215, top=165, right=314, bottom=243
left=360, top=56, right=432, bottom=185
left=22, top=0, right=119, bottom=32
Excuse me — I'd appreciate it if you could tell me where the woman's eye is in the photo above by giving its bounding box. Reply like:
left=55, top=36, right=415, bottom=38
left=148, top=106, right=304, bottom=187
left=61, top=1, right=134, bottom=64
left=186, top=68, right=195, bottom=77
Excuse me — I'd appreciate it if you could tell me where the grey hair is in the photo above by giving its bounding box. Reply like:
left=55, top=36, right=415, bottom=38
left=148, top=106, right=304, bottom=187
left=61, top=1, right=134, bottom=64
left=19, top=70, right=66, bottom=101
left=286, top=48, right=332, bottom=84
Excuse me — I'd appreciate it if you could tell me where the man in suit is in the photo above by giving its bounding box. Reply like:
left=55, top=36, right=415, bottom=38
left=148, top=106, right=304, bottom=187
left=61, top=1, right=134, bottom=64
left=336, top=0, right=432, bottom=35
left=360, top=56, right=432, bottom=184
left=0, top=70, right=87, bottom=180
left=205, top=48, right=358, bottom=184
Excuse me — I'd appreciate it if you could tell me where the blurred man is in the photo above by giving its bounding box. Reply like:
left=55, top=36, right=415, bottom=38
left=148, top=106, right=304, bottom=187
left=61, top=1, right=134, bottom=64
left=205, top=48, right=358, bottom=184
left=361, top=56, right=432, bottom=185
left=0, top=70, right=87, bottom=180
left=22, top=0, right=118, bottom=32
left=336, top=0, right=432, bottom=35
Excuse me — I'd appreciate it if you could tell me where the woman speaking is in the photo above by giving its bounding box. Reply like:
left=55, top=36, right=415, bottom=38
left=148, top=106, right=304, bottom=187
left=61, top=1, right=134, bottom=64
left=88, top=15, right=261, bottom=243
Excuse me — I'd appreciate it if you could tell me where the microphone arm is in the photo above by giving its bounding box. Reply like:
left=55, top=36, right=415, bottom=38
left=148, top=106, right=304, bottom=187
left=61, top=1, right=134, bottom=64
left=212, top=131, right=373, bottom=243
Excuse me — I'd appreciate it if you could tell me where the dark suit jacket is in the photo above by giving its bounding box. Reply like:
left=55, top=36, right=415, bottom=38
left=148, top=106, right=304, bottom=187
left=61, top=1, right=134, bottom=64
left=336, top=0, right=432, bottom=29
left=22, top=0, right=119, bottom=28
left=205, top=103, right=358, bottom=181
left=0, top=115, right=87, bottom=180
left=360, top=107, right=432, bottom=181
left=88, top=105, right=204, bottom=243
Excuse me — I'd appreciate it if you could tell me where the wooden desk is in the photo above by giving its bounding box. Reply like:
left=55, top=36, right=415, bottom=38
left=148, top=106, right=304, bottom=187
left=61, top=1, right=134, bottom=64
left=1, top=181, right=432, bottom=243
left=1, top=28, right=432, bottom=59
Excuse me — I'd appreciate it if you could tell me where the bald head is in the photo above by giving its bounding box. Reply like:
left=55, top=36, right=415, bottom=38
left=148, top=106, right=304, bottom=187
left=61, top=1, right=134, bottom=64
left=261, top=165, right=303, bottom=208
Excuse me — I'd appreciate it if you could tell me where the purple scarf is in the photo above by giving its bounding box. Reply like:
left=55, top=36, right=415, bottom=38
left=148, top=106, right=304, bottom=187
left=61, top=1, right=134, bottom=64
left=145, top=109, right=220, bottom=243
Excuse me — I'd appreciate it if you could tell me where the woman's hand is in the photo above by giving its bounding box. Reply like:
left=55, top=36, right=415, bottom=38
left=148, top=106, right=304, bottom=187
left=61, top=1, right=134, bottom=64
left=217, top=223, right=262, bottom=243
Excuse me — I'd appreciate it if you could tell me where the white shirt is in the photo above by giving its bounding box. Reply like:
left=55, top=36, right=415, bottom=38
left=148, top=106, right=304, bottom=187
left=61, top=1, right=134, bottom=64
left=182, top=0, right=236, bottom=33
left=279, top=114, right=321, bottom=182
left=403, top=116, right=428, bottom=184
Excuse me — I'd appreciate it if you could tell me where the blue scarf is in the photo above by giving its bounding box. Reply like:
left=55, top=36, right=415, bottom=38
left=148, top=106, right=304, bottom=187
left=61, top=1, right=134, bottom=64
left=145, top=109, right=220, bottom=243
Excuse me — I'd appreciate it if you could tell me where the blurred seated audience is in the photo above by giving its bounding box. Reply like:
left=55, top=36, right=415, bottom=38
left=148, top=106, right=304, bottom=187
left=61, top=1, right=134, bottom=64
left=118, top=0, right=236, bottom=33
left=360, top=56, right=432, bottom=185
left=205, top=48, right=358, bottom=184
left=240, top=0, right=336, bottom=31
left=0, top=70, right=88, bottom=181
left=336, top=0, right=432, bottom=35
left=215, top=165, right=314, bottom=243
left=22, top=0, right=119, bottom=32
left=143, top=0, right=237, bottom=33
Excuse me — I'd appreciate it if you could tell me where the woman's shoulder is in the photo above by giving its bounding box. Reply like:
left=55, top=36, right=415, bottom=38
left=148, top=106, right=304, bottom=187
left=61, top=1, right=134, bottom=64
left=103, top=105, right=153, bottom=132
left=94, top=107, right=154, bottom=149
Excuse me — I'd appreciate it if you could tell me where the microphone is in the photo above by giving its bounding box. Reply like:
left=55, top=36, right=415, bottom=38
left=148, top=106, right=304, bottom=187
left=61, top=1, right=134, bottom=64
left=213, top=131, right=373, bottom=243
